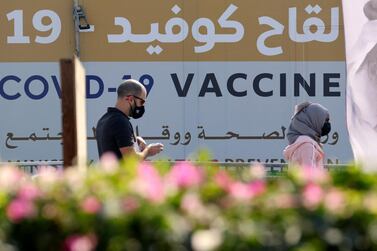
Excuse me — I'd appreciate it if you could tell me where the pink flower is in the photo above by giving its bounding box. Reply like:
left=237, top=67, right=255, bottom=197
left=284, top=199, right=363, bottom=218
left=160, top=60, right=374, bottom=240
left=6, top=198, right=36, bottom=222
left=229, top=180, right=266, bottom=200
left=274, top=193, right=296, bottom=209
left=324, top=189, right=345, bottom=213
left=229, top=182, right=254, bottom=200
left=181, top=193, right=203, bottom=215
left=18, top=183, right=41, bottom=201
left=297, top=166, right=330, bottom=184
left=249, top=164, right=266, bottom=179
left=248, top=180, right=266, bottom=196
left=167, top=162, right=203, bottom=188
left=122, top=197, right=139, bottom=213
left=302, top=183, right=324, bottom=209
left=100, top=152, right=119, bottom=172
left=0, top=166, right=24, bottom=192
left=214, top=171, right=233, bottom=191
left=135, top=162, right=165, bottom=203
left=36, top=166, right=61, bottom=185
left=81, top=196, right=101, bottom=214
left=65, top=234, right=97, bottom=251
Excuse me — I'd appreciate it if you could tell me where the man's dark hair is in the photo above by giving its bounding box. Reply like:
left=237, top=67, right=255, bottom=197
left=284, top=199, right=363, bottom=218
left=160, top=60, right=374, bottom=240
left=117, top=79, right=143, bottom=98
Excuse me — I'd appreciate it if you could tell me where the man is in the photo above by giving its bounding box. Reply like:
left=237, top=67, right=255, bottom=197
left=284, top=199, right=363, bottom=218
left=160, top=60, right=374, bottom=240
left=96, top=79, right=164, bottom=160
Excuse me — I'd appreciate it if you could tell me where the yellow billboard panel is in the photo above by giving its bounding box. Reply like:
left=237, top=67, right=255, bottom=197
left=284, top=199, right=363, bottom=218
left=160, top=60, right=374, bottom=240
left=0, top=0, right=344, bottom=62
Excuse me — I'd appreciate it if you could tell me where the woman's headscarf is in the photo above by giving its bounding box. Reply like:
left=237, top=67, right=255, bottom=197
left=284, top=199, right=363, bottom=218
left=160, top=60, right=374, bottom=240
left=287, top=102, right=330, bottom=144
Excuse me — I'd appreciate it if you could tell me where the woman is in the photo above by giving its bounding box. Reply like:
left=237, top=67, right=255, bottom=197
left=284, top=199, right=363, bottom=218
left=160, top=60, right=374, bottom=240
left=283, top=102, right=331, bottom=168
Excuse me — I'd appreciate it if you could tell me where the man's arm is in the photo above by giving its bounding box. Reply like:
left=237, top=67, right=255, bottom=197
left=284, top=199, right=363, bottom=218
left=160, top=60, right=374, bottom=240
left=119, top=143, right=164, bottom=160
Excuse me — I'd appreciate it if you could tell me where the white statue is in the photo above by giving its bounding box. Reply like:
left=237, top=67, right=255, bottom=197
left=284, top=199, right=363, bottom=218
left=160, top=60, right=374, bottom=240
left=343, top=0, right=377, bottom=169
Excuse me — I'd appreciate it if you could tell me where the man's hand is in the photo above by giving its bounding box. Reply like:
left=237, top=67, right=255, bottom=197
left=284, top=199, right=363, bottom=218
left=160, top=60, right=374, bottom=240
left=136, top=136, right=147, bottom=151
left=146, top=143, right=164, bottom=157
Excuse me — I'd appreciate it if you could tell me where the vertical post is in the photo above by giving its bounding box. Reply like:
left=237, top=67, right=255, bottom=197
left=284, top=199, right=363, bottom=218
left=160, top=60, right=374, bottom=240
left=73, top=0, right=80, bottom=57
left=73, top=1, right=91, bottom=57
left=60, top=56, right=87, bottom=170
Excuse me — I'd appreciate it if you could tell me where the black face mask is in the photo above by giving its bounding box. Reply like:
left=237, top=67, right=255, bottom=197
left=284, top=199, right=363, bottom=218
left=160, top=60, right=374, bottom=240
left=321, top=121, right=331, bottom=136
left=130, top=101, right=145, bottom=119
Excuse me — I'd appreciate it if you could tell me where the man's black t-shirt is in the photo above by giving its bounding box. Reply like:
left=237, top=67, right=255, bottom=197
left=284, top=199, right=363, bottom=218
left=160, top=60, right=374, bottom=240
left=96, top=107, right=135, bottom=159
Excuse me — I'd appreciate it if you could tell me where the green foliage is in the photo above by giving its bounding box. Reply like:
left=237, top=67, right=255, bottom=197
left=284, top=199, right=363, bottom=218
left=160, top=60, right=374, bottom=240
left=0, top=157, right=377, bottom=251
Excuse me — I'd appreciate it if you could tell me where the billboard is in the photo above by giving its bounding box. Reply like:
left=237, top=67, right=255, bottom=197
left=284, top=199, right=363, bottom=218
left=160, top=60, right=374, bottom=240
left=0, top=0, right=353, bottom=164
